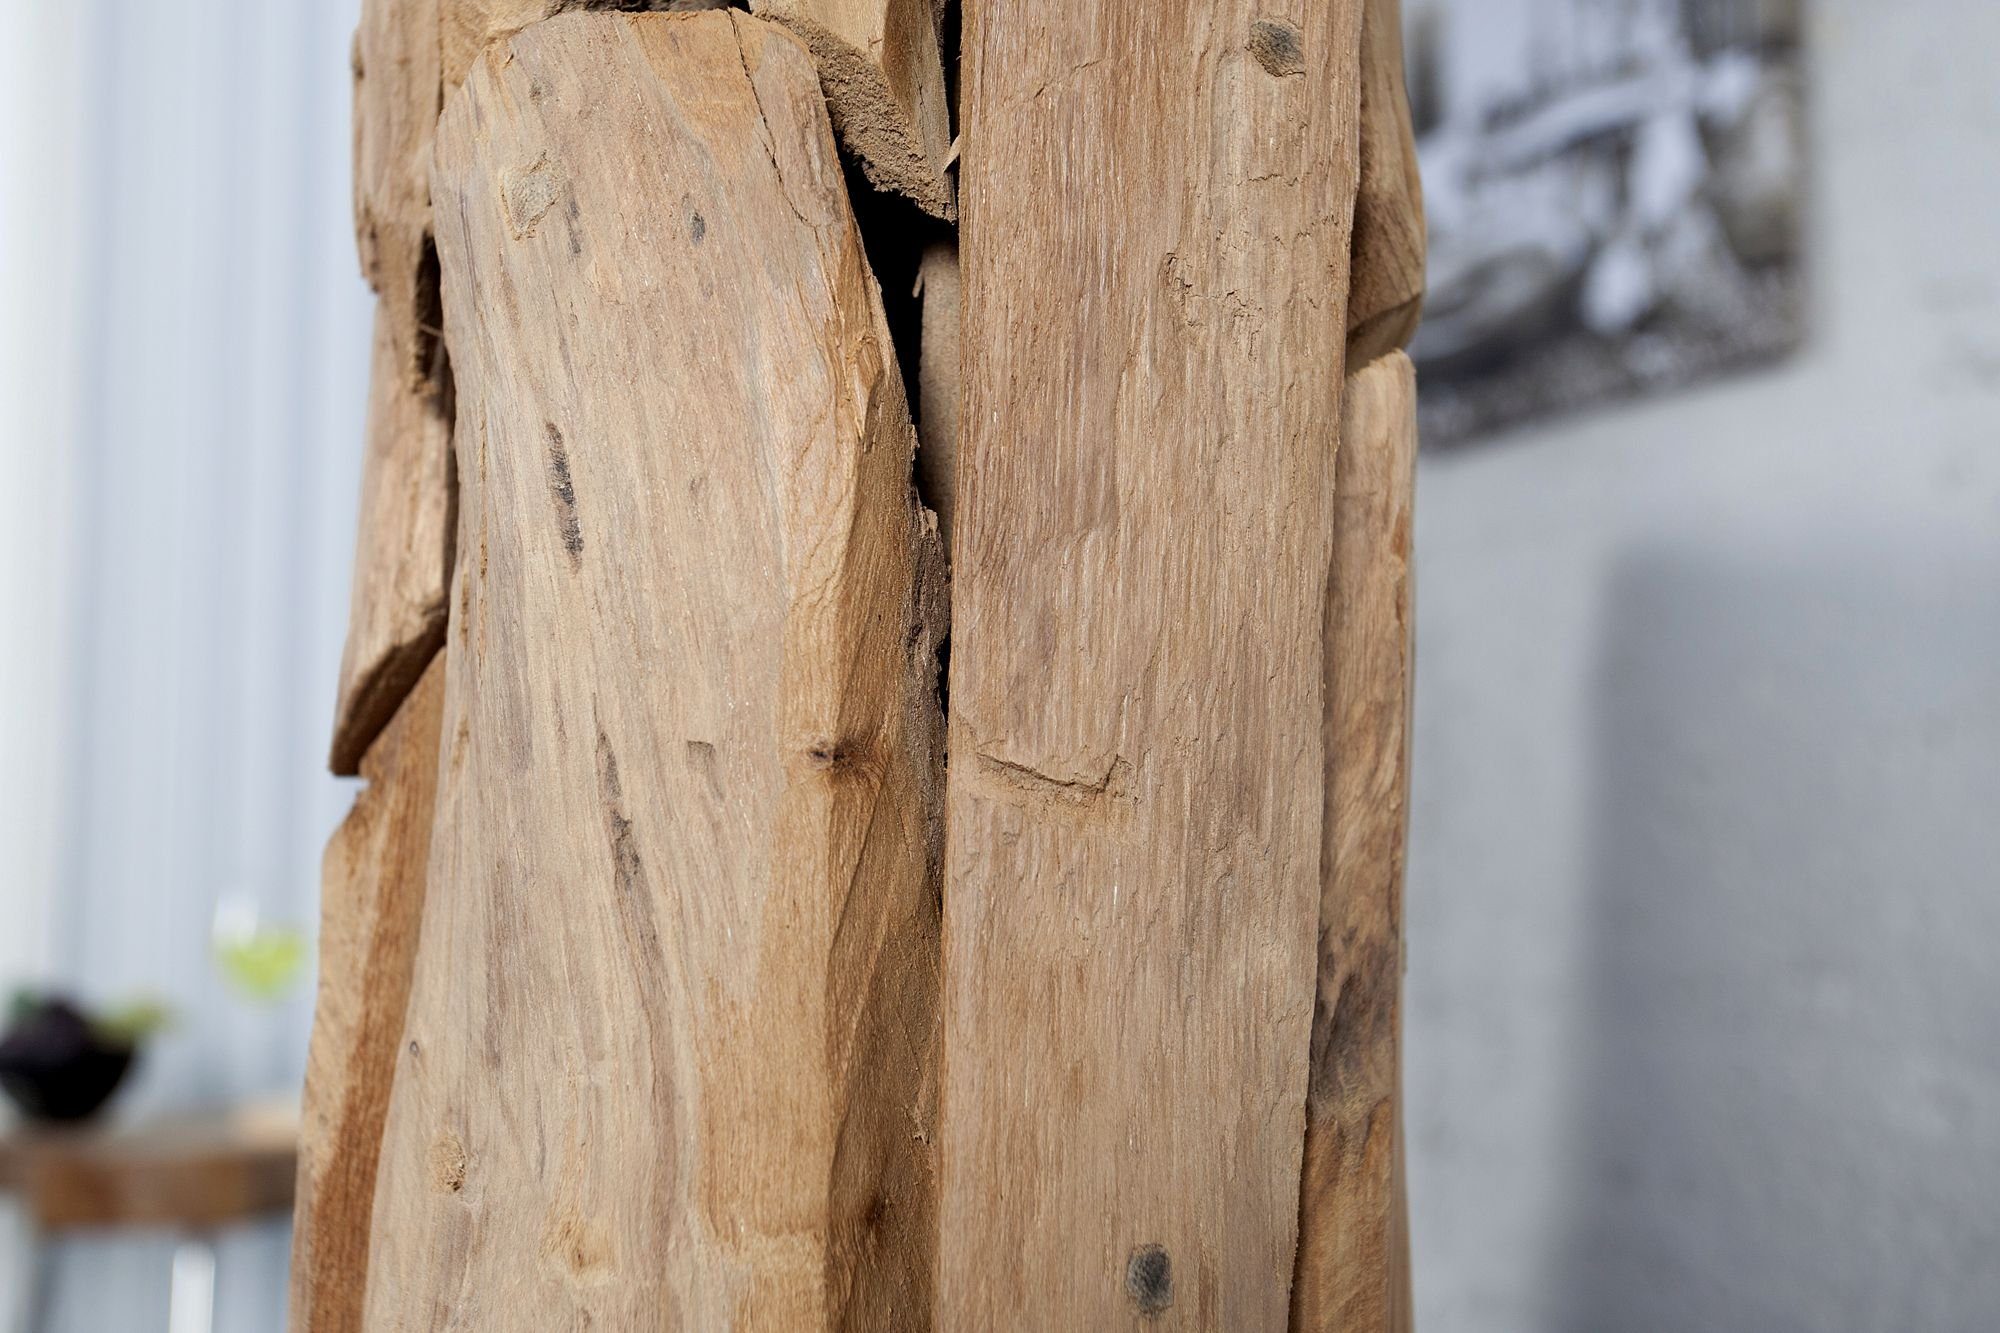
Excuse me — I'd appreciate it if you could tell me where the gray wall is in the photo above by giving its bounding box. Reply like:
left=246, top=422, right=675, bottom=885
left=1405, top=0, right=2000, bottom=1328
left=0, top=0, right=369, bottom=1327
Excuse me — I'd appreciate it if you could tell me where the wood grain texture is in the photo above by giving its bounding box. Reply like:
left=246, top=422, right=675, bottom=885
left=363, top=13, right=943, bottom=1328
left=1290, top=352, right=1416, bottom=1332
left=359, top=0, right=737, bottom=385
left=353, top=0, right=445, bottom=386
left=442, top=0, right=745, bottom=111
left=1345, top=0, right=1426, bottom=364
left=293, top=655, right=447, bottom=1331
left=750, top=0, right=956, bottom=219
left=330, top=311, right=453, bottom=776
left=915, top=241, right=959, bottom=555
left=937, top=2, right=1365, bottom=1326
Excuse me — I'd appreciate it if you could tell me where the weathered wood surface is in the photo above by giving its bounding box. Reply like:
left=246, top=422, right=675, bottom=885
left=915, top=241, right=959, bottom=553
left=294, top=655, right=447, bottom=1331
left=936, top=1, right=1367, bottom=1326
left=1345, top=0, right=1426, bottom=364
left=363, top=13, right=943, bottom=1328
left=330, top=311, right=453, bottom=775
left=356, top=0, right=737, bottom=387
left=1290, top=351, right=1417, bottom=1332
left=751, top=0, right=956, bottom=219
left=353, top=0, right=445, bottom=388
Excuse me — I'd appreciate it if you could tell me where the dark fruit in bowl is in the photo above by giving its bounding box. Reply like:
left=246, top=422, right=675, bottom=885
left=0, top=997, right=140, bottom=1123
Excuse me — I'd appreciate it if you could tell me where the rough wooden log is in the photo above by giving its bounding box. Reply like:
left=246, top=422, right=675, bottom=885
left=1345, top=0, right=1426, bottom=365
left=915, top=241, right=959, bottom=553
left=330, top=310, right=453, bottom=776
left=1290, top=351, right=1417, bottom=1332
left=292, top=655, right=447, bottom=1331
left=362, top=13, right=943, bottom=1328
left=750, top=0, right=956, bottom=219
left=936, top=1, right=1366, bottom=1325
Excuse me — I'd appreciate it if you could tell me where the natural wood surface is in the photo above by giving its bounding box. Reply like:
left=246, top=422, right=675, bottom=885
left=353, top=0, right=445, bottom=388
left=363, top=13, right=943, bottom=1328
left=443, top=0, right=738, bottom=109
left=1, top=1102, right=297, bottom=1232
left=750, top=0, right=956, bottom=219
left=357, top=0, right=738, bottom=386
left=1345, top=0, right=1426, bottom=364
left=937, top=1, right=1366, bottom=1326
left=915, top=241, right=959, bottom=553
left=330, top=313, right=453, bottom=776
left=1290, top=351, right=1416, bottom=1331
left=293, top=655, right=447, bottom=1331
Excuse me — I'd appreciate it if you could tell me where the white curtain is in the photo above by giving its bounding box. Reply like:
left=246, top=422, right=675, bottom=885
left=1, top=0, right=372, bottom=1326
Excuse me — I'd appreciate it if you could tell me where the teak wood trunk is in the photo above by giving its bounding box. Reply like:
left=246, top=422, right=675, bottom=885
left=297, top=1, right=1423, bottom=1328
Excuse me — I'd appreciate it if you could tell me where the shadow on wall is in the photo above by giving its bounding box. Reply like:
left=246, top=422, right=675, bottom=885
left=1560, top=543, right=2000, bottom=1332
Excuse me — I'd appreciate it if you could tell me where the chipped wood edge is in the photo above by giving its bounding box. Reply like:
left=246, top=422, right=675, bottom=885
left=292, top=655, right=447, bottom=1330
left=1346, top=0, right=1426, bottom=365
left=1291, top=351, right=1417, bottom=1331
left=329, top=309, right=453, bottom=776
left=751, top=0, right=957, bottom=219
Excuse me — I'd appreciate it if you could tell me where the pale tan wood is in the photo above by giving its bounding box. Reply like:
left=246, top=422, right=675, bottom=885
left=353, top=0, right=445, bottom=388
left=1290, top=351, right=1417, bottom=1331
left=750, top=0, right=956, bottom=219
left=442, top=0, right=738, bottom=111
left=363, top=13, right=942, bottom=1328
left=915, top=241, right=959, bottom=554
left=1, top=1102, right=297, bottom=1231
left=1346, top=0, right=1426, bottom=365
left=440, top=0, right=558, bottom=105
left=330, top=311, right=453, bottom=776
left=936, top=2, right=1366, bottom=1326
left=293, top=655, right=447, bottom=1332
left=358, top=0, right=736, bottom=387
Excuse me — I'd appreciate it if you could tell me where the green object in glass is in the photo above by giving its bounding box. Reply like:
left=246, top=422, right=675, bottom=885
left=215, top=926, right=310, bottom=1004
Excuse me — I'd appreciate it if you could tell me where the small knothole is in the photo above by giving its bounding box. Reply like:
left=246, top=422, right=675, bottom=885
left=1248, top=19, right=1305, bottom=78
left=1126, top=1243, right=1173, bottom=1317
left=429, top=1132, right=468, bottom=1194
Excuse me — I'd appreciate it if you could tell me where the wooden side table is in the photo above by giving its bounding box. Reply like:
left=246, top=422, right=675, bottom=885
left=0, top=1101, right=297, bottom=1333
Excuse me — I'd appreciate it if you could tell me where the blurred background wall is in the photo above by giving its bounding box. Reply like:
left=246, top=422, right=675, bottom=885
left=0, top=0, right=1994, bottom=1329
left=1405, top=1, right=2000, bottom=1329
left=0, top=0, right=368, bottom=1327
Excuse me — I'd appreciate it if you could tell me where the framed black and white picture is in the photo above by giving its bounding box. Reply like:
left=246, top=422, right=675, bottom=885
left=1406, top=0, right=1805, bottom=444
